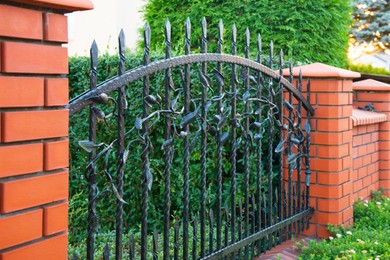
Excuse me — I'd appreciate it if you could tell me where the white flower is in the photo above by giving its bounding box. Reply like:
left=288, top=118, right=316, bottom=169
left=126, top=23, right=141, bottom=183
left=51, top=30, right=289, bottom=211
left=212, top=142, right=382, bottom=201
left=364, top=203, right=368, bottom=207
left=374, top=241, right=379, bottom=245
left=350, top=249, right=356, bottom=254
left=362, top=250, right=367, bottom=254
left=346, top=231, right=352, bottom=235
left=336, top=234, right=342, bottom=238
left=329, top=236, right=334, bottom=240
left=357, top=239, right=365, bottom=244
left=376, top=201, right=382, bottom=205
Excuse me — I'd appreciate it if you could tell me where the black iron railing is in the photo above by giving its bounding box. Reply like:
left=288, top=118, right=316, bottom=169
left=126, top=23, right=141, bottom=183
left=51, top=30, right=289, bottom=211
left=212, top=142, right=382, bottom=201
left=68, top=18, right=314, bottom=260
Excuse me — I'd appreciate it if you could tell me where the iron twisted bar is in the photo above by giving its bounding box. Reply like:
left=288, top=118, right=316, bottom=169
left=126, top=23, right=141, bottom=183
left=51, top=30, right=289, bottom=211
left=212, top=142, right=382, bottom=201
left=141, top=22, right=151, bottom=260
left=200, top=17, right=207, bottom=258
left=266, top=41, right=274, bottom=250
left=255, top=33, right=263, bottom=255
left=115, top=29, right=126, bottom=260
left=305, top=79, right=312, bottom=229
left=296, top=70, right=303, bottom=234
left=230, top=24, right=237, bottom=259
left=243, top=27, right=250, bottom=260
left=216, top=19, right=224, bottom=252
left=153, top=229, right=159, bottom=260
left=209, top=210, right=214, bottom=254
left=87, top=40, right=98, bottom=260
left=287, top=61, right=294, bottom=239
left=192, top=215, right=198, bottom=260
left=202, top=208, right=314, bottom=259
left=67, top=54, right=314, bottom=116
left=276, top=49, right=284, bottom=246
left=182, top=17, right=191, bottom=260
left=163, top=19, right=172, bottom=260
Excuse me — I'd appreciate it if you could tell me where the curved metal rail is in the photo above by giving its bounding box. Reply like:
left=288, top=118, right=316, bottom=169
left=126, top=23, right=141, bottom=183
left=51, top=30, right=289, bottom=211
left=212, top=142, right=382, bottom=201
left=67, top=53, right=314, bottom=116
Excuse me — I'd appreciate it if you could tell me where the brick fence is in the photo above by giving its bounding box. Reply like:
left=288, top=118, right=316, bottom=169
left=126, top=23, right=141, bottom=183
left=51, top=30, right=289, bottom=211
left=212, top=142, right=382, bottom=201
left=0, top=1, right=92, bottom=259
left=0, top=0, right=389, bottom=258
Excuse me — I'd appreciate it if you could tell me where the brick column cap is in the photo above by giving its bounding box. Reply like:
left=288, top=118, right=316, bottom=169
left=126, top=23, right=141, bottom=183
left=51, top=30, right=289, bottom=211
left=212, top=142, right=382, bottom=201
left=8, top=0, right=93, bottom=11
left=282, top=62, right=361, bottom=79
left=351, top=108, right=387, bottom=126
left=353, top=79, right=390, bottom=91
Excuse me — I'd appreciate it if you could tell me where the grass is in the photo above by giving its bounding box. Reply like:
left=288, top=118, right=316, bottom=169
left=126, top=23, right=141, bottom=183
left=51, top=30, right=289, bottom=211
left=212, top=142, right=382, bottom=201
left=299, top=190, right=390, bottom=259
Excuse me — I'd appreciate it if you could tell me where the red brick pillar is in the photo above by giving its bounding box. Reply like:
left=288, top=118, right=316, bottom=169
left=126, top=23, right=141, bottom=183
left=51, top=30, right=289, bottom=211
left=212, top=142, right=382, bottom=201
left=284, top=63, right=360, bottom=238
left=353, top=79, right=390, bottom=197
left=0, top=1, right=92, bottom=259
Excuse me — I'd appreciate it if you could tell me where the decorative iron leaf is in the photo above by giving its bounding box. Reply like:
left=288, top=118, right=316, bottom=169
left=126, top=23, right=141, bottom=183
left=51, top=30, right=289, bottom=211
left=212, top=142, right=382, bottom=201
left=254, top=133, right=262, bottom=141
left=250, top=122, right=262, bottom=129
left=275, top=140, right=285, bottom=153
left=213, top=70, right=224, bottom=87
left=220, top=132, right=229, bottom=145
left=284, top=99, right=294, bottom=112
left=145, top=95, right=158, bottom=106
left=180, top=109, right=198, bottom=128
left=242, top=90, right=250, bottom=102
left=290, top=161, right=297, bottom=170
left=213, top=114, right=222, bottom=122
left=287, top=153, right=300, bottom=164
left=78, top=140, right=103, bottom=153
left=291, top=137, right=301, bottom=145
left=217, top=116, right=227, bottom=129
left=248, top=75, right=257, bottom=85
left=135, top=117, right=143, bottom=130
left=205, top=101, right=212, bottom=112
left=161, top=139, right=173, bottom=150
left=122, top=149, right=129, bottom=164
left=111, top=182, right=127, bottom=204
left=209, top=126, right=217, bottom=136
left=304, top=119, right=311, bottom=133
left=171, top=94, right=180, bottom=112
left=199, top=71, right=210, bottom=87
left=92, top=107, right=105, bottom=119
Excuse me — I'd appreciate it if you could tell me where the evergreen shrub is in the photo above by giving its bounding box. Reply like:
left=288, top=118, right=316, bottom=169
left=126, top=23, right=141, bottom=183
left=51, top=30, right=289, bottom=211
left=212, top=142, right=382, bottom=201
left=142, top=0, right=351, bottom=67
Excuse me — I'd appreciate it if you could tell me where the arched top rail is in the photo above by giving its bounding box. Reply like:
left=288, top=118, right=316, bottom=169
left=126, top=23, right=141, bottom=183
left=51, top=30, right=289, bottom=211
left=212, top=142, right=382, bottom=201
left=67, top=53, right=314, bottom=116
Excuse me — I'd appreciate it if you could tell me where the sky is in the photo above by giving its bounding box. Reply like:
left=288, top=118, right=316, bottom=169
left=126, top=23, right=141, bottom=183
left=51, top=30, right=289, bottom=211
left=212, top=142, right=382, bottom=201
left=67, top=0, right=144, bottom=56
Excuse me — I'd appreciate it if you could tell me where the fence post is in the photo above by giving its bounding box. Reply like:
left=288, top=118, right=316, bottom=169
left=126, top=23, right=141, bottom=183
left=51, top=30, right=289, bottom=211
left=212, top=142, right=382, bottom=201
left=0, top=1, right=92, bottom=259
left=353, top=79, right=390, bottom=197
left=284, top=63, right=360, bottom=238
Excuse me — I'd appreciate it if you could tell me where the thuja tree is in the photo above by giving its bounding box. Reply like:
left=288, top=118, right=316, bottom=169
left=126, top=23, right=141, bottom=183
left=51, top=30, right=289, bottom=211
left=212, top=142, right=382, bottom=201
left=351, top=0, right=390, bottom=52
left=142, top=0, right=351, bottom=67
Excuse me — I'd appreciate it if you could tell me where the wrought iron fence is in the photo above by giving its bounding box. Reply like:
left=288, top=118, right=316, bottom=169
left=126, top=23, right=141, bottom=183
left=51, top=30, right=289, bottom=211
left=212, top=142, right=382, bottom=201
left=68, top=18, right=314, bottom=260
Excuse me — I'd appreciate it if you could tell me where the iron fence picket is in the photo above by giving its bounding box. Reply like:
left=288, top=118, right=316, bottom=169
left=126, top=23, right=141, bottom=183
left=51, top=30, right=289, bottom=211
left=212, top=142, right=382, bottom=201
left=163, top=18, right=173, bottom=260
left=86, top=41, right=98, bottom=260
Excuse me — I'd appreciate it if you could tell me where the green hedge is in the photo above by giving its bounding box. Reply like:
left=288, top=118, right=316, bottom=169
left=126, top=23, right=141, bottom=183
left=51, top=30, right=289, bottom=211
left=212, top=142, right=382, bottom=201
left=142, top=0, right=351, bottom=68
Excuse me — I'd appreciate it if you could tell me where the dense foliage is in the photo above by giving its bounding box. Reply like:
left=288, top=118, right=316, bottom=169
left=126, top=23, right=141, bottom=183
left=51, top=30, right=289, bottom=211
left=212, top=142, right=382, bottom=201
left=142, top=0, right=351, bottom=67
left=300, top=190, right=390, bottom=259
left=351, top=0, right=390, bottom=52
left=349, top=62, right=390, bottom=75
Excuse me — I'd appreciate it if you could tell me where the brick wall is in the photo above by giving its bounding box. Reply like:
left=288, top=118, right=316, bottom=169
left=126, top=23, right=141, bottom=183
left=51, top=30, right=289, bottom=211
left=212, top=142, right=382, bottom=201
left=353, top=79, right=390, bottom=197
left=351, top=110, right=386, bottom=201
left=0, top=1, right=92, bottom=259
